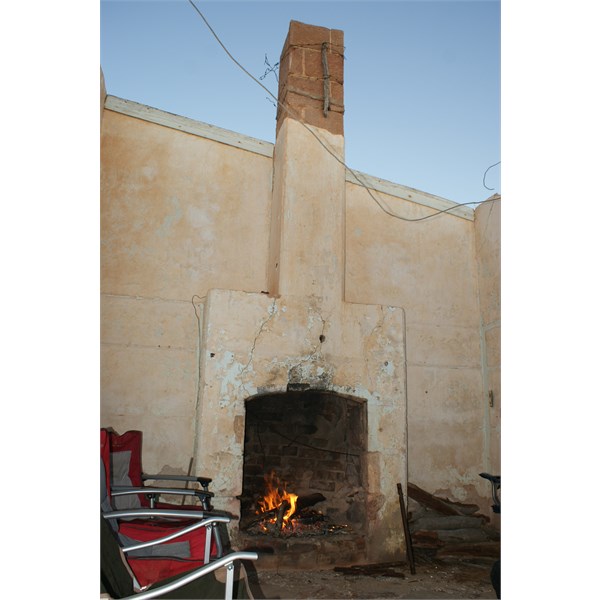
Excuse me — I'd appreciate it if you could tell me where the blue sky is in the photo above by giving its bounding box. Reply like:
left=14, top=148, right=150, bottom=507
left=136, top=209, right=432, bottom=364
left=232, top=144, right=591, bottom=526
left=100, top=0, right=500, bottom=205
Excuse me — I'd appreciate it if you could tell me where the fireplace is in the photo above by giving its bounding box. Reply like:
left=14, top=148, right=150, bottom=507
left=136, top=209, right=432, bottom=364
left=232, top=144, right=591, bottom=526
left=241, top=391, right=367, bottom=534
left=238, top=391, right=370, bottom=566
left=192, top=21, right=409, bottom=567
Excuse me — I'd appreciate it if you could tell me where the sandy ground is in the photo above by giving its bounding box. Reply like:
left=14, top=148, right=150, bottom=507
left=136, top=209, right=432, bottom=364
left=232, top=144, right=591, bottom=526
left=246, top=557, right=499, bottom=599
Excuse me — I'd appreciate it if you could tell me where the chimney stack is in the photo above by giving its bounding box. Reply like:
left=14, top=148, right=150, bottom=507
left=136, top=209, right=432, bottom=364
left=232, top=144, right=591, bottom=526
left=267, top=21, right=346, bottom=306
left=276, top=20, right=345, bottom=136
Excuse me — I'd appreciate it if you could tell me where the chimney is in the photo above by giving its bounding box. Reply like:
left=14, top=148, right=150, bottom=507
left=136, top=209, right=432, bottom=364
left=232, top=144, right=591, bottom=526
left=192, top=23, right=408, bottom=568
left=276, top=21, right=345, bottom=136
left=267, top=21, right=346, bottom=307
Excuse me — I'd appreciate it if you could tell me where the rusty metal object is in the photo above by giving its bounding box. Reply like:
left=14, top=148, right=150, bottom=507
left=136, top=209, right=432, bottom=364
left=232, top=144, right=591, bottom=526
left=397, top=482, right=416, bottom=575
left=322, top=42, right=330, bottom=117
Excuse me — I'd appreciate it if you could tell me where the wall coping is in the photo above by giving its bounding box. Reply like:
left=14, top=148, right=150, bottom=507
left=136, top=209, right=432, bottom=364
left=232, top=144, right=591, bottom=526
left=104, top=95, right=474, bottom=222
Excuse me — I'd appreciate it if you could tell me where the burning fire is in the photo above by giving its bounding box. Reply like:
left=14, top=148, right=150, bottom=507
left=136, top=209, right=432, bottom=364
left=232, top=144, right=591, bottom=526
left=257, top=471, right=298, bottom=526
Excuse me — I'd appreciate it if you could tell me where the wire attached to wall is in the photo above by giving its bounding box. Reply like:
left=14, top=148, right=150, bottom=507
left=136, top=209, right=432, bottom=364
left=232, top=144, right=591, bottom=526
left=191, top=294, right=206, bottom=474
left=187, top=0, right=497, bottom=222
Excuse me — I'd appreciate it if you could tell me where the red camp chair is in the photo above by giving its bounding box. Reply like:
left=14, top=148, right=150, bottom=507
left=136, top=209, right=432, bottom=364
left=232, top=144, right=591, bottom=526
left=106, top=429, right=214, bottom=511
left=100, top=512, right=258, bottom=600
left=101, top=429, right=227, bottom=589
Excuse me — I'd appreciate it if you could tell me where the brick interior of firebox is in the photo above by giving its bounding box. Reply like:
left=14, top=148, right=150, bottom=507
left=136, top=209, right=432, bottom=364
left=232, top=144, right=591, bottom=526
left=240, top=391, right=369, bottom=565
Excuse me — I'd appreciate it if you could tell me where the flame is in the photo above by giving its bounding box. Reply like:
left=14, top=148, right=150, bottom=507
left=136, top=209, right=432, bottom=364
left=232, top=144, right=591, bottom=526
left=257, top=472, right=298, bottom=525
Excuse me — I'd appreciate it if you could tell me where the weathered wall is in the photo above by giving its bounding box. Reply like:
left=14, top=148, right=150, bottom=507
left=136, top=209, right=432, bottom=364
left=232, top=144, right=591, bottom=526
left=100, top=109, right=273, bottom=473
left=100, top=106, right=499, bottom=511
left=344, top=182, right=493, bottom=509
left=100, top=21, right=499, bottom=530
left=474, top=197, right=501, bottom=497
left=186, top=89, right=408, bottom=560
left=194, top=288, right=406, bottom=561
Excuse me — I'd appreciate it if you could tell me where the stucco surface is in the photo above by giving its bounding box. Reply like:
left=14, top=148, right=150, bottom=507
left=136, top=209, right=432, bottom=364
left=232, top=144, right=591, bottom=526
left=345, top=182, right=480, bottom=322
left=269, top=118, right=345, bottom=305
left=100, top=97, right=500, bottom=527
left=100, top=294, right=200, bottom=470
left=100, top=109, right=273, bottom=470
left=475, top=199, right=501, bottom=480
left=345, top=181, right=489, bottom=505
left=474, top=199, right=501, bottom=326
left=195, top=288, right=407, bottom=562
left=101, top=110, right=272, bottom=299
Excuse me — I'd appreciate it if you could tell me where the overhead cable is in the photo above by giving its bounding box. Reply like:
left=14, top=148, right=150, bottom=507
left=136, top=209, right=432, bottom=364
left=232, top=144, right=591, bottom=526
left=187, top=0, right=498, bottom=221
left=483, top=161, right=501, bottom=191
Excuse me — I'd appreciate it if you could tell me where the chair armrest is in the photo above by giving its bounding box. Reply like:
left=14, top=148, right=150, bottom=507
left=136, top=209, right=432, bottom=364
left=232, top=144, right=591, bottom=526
left=112, top=486, right=214, bottom=500
left=142, top=473, right=212, bottom=488
left=103, top=512, right=231, bottom=552
left=104, top=508, right=213, bottom=521
left=106, top=507, right=234, bottom=520
left=123, top=551, right=259, bottom=600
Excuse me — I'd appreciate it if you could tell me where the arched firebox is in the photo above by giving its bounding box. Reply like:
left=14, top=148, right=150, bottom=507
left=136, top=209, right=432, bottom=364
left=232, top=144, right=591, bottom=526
left=239, top=390, right=369, bottom=565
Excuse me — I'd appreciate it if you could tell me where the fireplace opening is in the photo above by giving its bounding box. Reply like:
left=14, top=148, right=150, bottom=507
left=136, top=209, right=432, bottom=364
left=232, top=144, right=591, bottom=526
left=239, top=391, right=368, bottom=560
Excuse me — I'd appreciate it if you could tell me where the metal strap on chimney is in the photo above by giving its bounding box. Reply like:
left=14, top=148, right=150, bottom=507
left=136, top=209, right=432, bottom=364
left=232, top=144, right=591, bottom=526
left=322, top=42, right=330, bottom=117
left=285, top=86, right=342, bottom=108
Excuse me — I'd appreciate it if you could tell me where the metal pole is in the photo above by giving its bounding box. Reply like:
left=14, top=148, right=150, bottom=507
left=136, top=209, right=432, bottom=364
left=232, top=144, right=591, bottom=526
left=397, top=482, right=416, bottom=575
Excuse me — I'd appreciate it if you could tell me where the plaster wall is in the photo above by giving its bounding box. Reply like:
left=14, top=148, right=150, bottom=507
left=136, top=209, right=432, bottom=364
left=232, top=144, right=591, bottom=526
left=267, top=119, right=345, bottom=306
left=345, top=182, right=490, bottom=508
left=190, top=115, right=407, bottom=562
left=100, top=109, right=272, bottom=472
left=474, top=198, right=501, bottom=482
left=196, top=288, right=407, bottom=561
left=100, top=101, right=498, bottom=524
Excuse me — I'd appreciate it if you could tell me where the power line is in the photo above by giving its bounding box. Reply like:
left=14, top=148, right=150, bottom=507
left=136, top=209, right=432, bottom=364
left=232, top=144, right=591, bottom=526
left=483, top=161, right=501, bottom=191
left=187, top=0, right=497, bottom=222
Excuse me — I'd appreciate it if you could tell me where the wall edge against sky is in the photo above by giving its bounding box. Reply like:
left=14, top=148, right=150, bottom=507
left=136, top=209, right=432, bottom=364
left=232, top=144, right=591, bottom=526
left=104, top=95, right=474, bottom=221
left=345, top=170, right=474, bottom=221
left=104, top=95, right=275, bottom=158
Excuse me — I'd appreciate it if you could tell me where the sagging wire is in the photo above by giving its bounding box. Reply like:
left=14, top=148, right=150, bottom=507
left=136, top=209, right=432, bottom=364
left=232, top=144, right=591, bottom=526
left=269, top=425, right=360, bottom=458
left=483, top=161, right=501, bottom=191
left=187, top=0, right=496, bottom=222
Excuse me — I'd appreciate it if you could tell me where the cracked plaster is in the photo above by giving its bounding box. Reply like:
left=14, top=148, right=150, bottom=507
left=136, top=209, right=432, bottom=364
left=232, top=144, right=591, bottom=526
left=194, top=288, right=407, bottom=563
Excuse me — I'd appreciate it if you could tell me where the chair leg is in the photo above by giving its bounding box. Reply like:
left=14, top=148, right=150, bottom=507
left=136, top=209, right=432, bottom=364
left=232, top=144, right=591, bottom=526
left=204, top=524, right=213, bottom=563
left=225, top=562, right=234, bottom=600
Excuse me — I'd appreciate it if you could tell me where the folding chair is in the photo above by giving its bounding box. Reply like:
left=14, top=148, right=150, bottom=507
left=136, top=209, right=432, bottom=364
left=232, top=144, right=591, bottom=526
left=101, top=430, right=232, bottom=588
left=480, top=472, right=500, bottom=599
left=101, top=513, right=258, bottom=599
left=106, top=429, right=214, bottom=511
left=105, top=428, right=226, bottom=556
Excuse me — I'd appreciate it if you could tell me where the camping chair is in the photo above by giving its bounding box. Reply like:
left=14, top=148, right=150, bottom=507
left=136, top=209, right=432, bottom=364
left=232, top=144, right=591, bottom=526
left=106, top=429, right=214, bottom=511
left=101, top=430, right=229, bottom=588
left=105, top=428, right=225, bottom=556
left=101, top=513, right=258, bottom=599
left=479, top=472, right=500, bottom=514
left=480, top=472, right=500, bottom=599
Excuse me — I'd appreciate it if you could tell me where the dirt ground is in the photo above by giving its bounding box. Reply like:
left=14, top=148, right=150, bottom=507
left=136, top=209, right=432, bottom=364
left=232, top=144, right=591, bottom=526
left=246, top=556, right=499, bottom=599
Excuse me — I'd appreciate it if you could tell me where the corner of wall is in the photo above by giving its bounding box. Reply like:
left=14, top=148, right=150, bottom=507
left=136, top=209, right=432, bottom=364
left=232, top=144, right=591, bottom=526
left=474, top=196, right=501, bottom=494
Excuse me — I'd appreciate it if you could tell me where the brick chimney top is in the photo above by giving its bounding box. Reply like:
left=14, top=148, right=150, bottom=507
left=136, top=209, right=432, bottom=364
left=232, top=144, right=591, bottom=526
left=276, top=20, right=345, bottom=137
